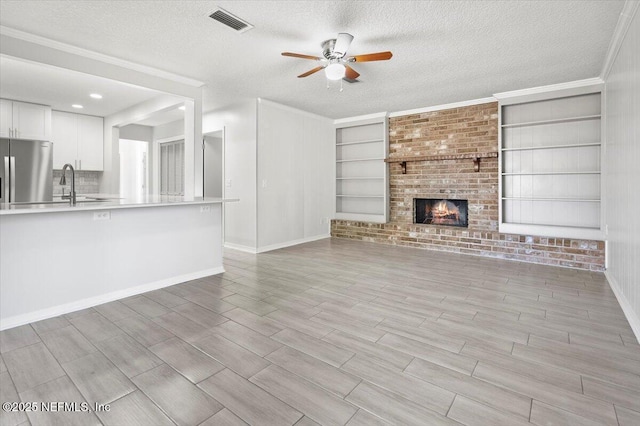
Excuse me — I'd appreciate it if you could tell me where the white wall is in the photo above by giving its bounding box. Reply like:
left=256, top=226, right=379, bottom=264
left=119, top=124, right=153, bottom=142
left=154, top=119, right=184, bottom=140
left=604, top=4, right=640, bottom=340
left=203, top=101, right=257, bottom=249
left=256, top=99, right=334, bottom=251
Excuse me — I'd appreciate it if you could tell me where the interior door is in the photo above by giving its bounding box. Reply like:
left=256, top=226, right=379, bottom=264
left=204, top=134, right=223, bottom=198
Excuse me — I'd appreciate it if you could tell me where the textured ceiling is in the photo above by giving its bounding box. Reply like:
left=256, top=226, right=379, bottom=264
left=0, top=0, right=625, bottom=119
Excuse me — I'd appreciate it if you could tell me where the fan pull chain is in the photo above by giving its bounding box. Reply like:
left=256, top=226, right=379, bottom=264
left=324, top=77, right=345, bottom=92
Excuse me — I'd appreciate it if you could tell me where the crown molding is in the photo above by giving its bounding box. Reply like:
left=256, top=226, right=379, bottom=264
left=334, top=111, right=388, bottom=125
left=258, top=98, right=333, bottom=122
left=0, top=25, right=205, bottom=88
left=493, top=78, right=603, bottom=105
left=600, top=0, right=639, bottom=80
left=388, top=97, right=496, bottom=118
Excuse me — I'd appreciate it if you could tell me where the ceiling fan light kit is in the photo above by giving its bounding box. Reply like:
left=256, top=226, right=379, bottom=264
left=281, top=32, right=393, bottom=88
left=325, top=62, right=346, bottom=80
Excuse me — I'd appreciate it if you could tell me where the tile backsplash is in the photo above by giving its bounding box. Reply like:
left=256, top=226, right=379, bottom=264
left=53, top=170, right=101, bottom=195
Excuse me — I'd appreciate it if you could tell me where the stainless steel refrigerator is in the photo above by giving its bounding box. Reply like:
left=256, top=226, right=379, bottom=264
left=0, top=138, right=53, bottom=203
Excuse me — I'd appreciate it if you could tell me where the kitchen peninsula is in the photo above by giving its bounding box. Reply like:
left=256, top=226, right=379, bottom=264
left=0, top=197, right=232, bottom=329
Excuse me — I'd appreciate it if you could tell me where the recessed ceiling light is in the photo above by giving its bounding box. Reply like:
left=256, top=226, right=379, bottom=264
left=179, top=106, right=186, bottom=111
left=90, top=93, right=103, bottom=99
left=72, top=104, right=84, bottom=109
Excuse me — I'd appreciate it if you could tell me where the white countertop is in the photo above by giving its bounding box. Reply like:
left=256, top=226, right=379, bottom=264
left=0, top=195, right=238, bottom=215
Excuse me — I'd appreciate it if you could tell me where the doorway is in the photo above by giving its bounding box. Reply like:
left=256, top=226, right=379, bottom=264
left=119, top=138, right=148, bottom=201
left=203, top=128, right=225, bottom=240
left=159, top=139, right=185, bottom=196
left=203, top=130, right=224, bottom=198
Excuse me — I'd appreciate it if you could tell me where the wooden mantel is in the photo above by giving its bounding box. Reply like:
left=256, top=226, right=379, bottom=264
left=384, top=152, right=498, bottom=173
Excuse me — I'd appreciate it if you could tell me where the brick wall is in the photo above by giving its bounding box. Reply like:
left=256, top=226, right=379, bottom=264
left=388, top=103, right=499, bottom=229
left=331, top=102, right=606, bottom=271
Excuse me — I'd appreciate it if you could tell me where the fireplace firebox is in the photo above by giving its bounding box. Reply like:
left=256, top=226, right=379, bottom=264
left=415, top=198, right=468, bottom=227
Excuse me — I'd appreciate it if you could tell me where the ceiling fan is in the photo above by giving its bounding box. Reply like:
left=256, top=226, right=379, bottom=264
left=282, top=33, right=392, bottom=82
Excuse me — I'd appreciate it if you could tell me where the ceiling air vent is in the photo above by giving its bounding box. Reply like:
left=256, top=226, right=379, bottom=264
left=209, top=8, right=253, bottom=33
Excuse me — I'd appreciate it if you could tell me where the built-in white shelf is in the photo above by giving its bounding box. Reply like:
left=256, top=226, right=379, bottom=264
left=499, top=90, right=603, bottom=239
left=502, top=197, right=600, bottom=202
left=501, top=171, right=601, bottom=176
left=500, top=114, right=601, bottom=128
left=335, top=116, right=389, bottom=223
left=336, top=139, right=384, bottom=146
left=502, top=142, right=601, bottom=152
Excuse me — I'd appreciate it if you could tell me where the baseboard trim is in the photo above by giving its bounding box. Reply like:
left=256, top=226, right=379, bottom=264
left=605, top=270, right=640, bottom=344
left=256, top=234, right=331, bottom=253
left=224, top=242, right=258, bottom=254
left=0, top=267, right=225, bottom=331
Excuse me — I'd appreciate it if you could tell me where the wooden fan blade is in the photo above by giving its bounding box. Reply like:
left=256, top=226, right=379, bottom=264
left=344, top=65, right=360, bottom=80
left=282, top=52, right=322, bottom=61
left=298, top=66, right=324, bottom=78
left=351, top=51, right=393, bottom=62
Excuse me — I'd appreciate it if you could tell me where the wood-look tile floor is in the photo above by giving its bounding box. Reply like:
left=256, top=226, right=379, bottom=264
left=1, top=238, right=639, bottom=426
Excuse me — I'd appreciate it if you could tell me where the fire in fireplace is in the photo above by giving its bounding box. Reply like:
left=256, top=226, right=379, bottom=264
left=415, top=198, right=468, bottom=227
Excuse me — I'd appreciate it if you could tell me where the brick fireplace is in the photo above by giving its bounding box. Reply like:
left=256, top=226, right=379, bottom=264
left=331, top=102, right=605, bottom=271
left=415, top=198, right=468, bottom=227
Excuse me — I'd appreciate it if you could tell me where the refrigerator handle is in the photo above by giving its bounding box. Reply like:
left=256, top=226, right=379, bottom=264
left=10, top=156, right=16, bottom=201
left=3, top=156, right=8, bottom=203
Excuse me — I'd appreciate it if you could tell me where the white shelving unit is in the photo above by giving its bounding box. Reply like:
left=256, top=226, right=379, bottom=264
left=499, top=89, right=603, bottom=239
left=335, top=114, right=388, bottom=223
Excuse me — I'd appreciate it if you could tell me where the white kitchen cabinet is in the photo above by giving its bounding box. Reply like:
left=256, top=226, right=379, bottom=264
left=52, top=111, right=79, bottom=169
left=77, top=114, right=104, bottom=170
left=0, top=99, right=11, bottom=138
left=52, top=110, right=104, bottom=170
left=0, top=99, right=51, bottom=141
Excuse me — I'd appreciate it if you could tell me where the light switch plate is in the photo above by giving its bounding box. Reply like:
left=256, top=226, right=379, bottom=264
left=225, top=179, right=232, bottom=187
left=93, top=211, right=111, bottom=221
left=200, top=205, right=211, bottom=213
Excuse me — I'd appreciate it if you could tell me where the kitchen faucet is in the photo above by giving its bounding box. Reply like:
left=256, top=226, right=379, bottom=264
left=60, top=163, right=76, bottom=205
